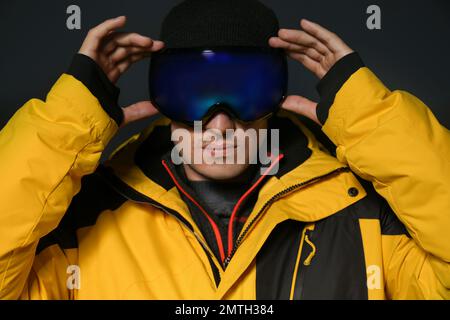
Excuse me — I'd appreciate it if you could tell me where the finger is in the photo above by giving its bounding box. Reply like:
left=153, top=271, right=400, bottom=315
left=277, top=29, right=329, bottom=55
left=281, top=95, right=320, bottom=125
left=287, top=51, right=327, bottom=78
left=122, top=100, right=159, bottom=126
left=150, top=40, right=165, bottom=52
left=102, top=32, right=154, bottom=53
left=109, top=46, right=153, bottom=64
left=114, top=52, right=150, bottom=74
left=107, top=52, right=152, bottom=82
left=300, top=19, right=345, bottom=53
left=106, top=68, right=121, bottom=84
left=88, top=16, right=127, bottom=44
left=269, top=37, right=323, bottom=62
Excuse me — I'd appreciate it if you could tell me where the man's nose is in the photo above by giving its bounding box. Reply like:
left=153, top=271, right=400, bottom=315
left=204, top=111, right=236, bottom=133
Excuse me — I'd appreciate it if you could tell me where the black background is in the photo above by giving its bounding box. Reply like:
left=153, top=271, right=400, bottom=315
left=1, top=0, right=449, bottom=158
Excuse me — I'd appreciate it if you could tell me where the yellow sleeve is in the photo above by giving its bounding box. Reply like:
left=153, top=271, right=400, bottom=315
left=382, top=233, right=450, bottom=299
left=0, top=74, right=117, bottom=299
left=322, top=66, right=450, bottom=299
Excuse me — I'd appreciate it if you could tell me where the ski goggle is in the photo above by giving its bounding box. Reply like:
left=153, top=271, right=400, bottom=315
left=148, top=46, right=288, bottom=126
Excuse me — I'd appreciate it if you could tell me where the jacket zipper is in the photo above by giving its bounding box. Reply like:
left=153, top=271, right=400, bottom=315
left=162, top=155, right=284, bottom=268
left=294, top=227, right=314, bottom=299
left=223, top=166, right=350, bottom=268
left=161, top=159, right=227, bottom=263
left=289, top=224, right=309, bottom=300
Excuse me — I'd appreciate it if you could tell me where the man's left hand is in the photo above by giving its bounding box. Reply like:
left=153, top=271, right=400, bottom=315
left=269, top=19, right=353, bottom=125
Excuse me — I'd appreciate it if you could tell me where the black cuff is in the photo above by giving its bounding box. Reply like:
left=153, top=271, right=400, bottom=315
left=316, top=52, right=365, bottom=125
left=67, top=53, right=124, bottom=126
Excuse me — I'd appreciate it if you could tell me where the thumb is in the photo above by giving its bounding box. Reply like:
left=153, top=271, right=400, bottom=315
left=281, top=95, right=321, bottom=125
left=121, top=100, right=159, bottom=128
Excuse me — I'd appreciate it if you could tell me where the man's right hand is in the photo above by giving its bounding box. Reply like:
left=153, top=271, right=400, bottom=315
left=78, top=16, right=164, bottom=127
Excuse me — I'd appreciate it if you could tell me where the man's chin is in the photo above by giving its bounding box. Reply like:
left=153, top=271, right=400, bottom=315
left=186, top=163, right=251, bottom=181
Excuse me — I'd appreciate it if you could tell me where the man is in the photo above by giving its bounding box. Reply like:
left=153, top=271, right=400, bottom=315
left=0, top=0, right=449, bottom=299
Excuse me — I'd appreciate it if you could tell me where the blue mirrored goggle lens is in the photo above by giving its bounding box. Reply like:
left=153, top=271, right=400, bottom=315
left=149, top=47, right=288, bottom=124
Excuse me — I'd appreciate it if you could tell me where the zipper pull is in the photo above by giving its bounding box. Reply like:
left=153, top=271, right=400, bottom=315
left=303, top=233, right=317, bottom=266
left=223, top=256, right=231, bottom=268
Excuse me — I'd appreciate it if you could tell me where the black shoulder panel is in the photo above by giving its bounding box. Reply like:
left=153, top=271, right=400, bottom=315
left=268, top=116, right=312, bottom=178
left=134, top=125, right=175, bottom=190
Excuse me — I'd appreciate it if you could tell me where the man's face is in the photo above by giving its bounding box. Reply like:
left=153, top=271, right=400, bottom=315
left=171, top=112, right=268, bottom=181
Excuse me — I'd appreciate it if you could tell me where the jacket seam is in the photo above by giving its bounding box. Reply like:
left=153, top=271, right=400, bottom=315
left=51, top=87, right=117, bottom=141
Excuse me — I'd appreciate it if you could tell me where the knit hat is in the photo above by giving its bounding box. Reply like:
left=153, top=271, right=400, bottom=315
left=159, top=0, right=280, bottom=48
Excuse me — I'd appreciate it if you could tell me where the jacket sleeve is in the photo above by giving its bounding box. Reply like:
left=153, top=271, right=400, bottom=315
left=318, top=53, right=450, bottom=299
left=0, top=55, right=120, bottom=299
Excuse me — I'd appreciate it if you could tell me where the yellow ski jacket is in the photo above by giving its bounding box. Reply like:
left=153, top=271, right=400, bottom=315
left=0, top=54, right=449, bottom=299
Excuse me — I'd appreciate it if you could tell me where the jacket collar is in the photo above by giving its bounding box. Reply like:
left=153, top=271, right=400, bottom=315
left=101, top=111, right=366, bottom=224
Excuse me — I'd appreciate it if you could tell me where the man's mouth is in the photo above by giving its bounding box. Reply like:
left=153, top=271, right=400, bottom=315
left=202, top=142, right=236, bottom=149
left=201, top=142, right=238, bottom=158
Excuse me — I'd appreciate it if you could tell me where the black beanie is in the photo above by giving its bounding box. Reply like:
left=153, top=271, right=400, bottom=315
left=160, top=0, right=280, bottom=48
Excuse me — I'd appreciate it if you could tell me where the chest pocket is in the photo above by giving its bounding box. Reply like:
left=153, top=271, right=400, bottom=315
left=255, top=212, right=368, bottom=300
